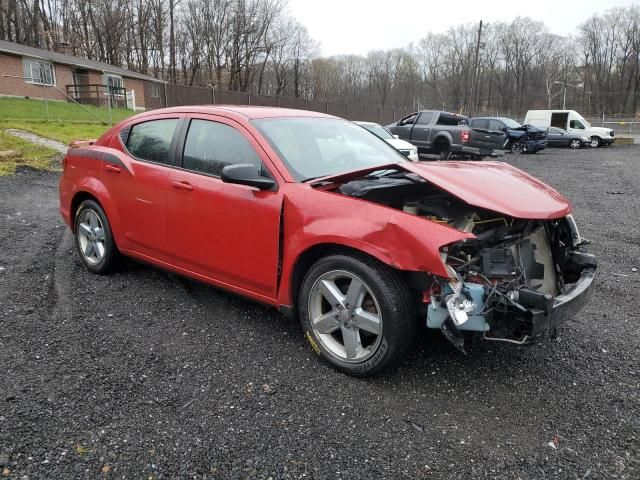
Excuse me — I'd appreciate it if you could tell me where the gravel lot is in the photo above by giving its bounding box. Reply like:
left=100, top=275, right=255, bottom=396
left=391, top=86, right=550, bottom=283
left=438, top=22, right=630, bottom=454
left=0, top=145, right=638, bottom=479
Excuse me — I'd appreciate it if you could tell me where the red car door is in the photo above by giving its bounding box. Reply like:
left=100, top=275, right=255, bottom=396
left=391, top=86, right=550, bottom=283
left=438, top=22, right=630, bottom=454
left=106, top=115, right=183, bottom=260
left=165, top=115, right=282, bottom=300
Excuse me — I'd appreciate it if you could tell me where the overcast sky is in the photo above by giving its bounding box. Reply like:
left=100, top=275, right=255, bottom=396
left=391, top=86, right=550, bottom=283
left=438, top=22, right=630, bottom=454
left=287, top=0, right=639, bottom=57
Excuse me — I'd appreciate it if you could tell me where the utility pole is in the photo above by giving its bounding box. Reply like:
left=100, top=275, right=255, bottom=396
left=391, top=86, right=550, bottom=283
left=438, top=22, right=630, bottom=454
left=469, top=20, right=483, bottom=117
left=562, top=80, right=567, bottom=110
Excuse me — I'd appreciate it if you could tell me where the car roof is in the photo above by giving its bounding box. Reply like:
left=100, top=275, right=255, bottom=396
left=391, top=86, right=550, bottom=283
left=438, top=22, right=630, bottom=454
left=353, top=121, right=379, bottom=126
left=130, top=105, right=336, bottom=121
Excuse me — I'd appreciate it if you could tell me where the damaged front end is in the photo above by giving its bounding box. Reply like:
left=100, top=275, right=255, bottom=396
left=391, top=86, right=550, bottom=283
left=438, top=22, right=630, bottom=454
left=330, top=166, right=596, bottom=350
left=429, top=213, right=596, bottom=350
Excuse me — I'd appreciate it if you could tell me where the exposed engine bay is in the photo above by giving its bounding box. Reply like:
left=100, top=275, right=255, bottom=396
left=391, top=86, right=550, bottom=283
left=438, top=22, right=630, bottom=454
left=331, top=170, right=597, bottom=350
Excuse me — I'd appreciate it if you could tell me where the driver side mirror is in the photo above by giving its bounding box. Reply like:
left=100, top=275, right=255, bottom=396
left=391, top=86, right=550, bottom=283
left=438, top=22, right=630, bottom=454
left=221, top=164, right=276, bottom=191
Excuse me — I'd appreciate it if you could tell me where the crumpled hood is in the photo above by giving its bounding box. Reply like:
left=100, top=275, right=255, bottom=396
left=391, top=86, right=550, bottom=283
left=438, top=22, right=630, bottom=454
left=402, top=161, right=571, bottom=219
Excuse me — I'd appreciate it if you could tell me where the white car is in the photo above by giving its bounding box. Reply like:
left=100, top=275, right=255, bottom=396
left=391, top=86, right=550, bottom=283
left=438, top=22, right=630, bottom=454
left=354, top=121, right=419, bottom=161
left=524, top=110, right=615, bottom=148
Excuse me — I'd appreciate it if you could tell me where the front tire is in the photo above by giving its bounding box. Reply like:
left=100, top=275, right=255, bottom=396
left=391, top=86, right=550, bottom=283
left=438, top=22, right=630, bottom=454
left=511, top=140, right=525, bottom=154
left=569, top=139, right=582, bottom=149
left=74, top=199, right=119, bottom=274
left=298, top=254, right=417, bottom=376
left=590, top=136, right=602, bottom=148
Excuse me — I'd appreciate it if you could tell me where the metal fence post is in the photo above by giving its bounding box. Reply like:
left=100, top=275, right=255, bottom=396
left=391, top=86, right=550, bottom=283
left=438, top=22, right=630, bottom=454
left=43, top=83, right=50, bottom=123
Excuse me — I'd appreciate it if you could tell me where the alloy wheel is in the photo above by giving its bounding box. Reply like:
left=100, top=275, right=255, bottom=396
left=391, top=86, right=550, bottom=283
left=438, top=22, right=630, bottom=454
left=308, top=270, right=383, bottom=362
left=77, top=209, right=106, bottom=265
left=570, top=139, right=582, bottom=149
left=511, top=141, right=525, bottom=154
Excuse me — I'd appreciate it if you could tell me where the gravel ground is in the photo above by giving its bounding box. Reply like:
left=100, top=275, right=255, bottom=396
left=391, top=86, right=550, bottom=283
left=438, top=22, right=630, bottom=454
left=5, top=130, right=68, bottom=155
left=0, top=145, right=638, bottom=479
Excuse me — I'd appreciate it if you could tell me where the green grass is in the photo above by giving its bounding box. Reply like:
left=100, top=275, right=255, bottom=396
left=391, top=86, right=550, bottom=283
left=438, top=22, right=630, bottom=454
left=0, top=97, right=135, bottom=175
left=0, top=129, right=59, bottom=175
left=0, top=96, right=135, bottom=124
left=0, top=96, right=136, bottom=145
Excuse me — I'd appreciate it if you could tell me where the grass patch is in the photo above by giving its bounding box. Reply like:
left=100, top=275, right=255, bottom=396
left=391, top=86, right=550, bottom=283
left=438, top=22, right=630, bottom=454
left=0, top=97, right=135, bottom=124
left=0, top=130, right=59, bottom=176
left=0, top=120, right=111, bottom=144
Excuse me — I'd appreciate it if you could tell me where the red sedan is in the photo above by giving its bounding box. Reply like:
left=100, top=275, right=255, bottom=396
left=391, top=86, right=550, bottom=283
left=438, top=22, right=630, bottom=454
left=59, top=106, right=596, bottom=376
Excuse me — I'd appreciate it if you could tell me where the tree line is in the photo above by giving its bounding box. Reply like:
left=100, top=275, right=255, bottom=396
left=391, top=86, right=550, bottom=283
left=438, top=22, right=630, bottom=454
left=1, top=1, right=639, bottom=117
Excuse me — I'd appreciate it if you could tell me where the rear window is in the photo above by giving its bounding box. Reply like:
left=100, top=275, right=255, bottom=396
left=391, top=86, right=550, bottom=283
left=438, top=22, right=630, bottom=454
left=125, top=119, right=179, bottom=164
left=437, top=114, right=467, bottom=126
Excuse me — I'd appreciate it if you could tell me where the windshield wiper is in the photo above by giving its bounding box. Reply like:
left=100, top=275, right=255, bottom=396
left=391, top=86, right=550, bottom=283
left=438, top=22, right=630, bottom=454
left=301, top=175, right=326, bottom=183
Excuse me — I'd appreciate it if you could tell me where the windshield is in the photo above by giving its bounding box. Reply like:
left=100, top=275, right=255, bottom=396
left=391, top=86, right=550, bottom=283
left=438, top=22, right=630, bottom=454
left=501, top=118, right=521, bottom=128
left=576, top=114, right=591, bottom=128
left=253, top=117, right=404, bottom=181
left=359, top=123, right=394, bottom=140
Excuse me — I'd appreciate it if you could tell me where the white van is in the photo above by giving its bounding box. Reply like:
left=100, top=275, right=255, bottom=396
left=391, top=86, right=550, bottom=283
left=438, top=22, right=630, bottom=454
left=524, top=110, right=614, bottom=147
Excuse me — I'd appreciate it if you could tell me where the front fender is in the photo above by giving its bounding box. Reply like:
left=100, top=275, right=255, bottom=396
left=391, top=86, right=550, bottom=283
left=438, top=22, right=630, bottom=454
left=277, top=187, right=472, bottom=306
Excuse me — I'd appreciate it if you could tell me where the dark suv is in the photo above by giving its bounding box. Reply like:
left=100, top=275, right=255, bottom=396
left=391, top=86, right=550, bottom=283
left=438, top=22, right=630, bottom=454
left=470, top=117, right=547, bottom=154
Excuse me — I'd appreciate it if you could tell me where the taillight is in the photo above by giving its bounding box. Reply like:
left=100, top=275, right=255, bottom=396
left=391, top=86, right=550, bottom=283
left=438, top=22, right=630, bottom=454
left=461, top=130, right=470, bottom=143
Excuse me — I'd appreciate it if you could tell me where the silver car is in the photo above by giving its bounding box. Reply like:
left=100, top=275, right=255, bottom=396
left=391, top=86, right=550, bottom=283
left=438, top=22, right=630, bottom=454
left=354, top=121, right=419, bottom=161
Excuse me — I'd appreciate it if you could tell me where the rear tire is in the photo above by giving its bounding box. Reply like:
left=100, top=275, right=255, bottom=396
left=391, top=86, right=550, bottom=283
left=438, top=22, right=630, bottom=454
left=569, top=139, right=582, bottom=149
left=298, top=253, right=417, bottom=376
left=74, top=199, right=119, bottom=274
left=434, top=140, right=451, bottom=160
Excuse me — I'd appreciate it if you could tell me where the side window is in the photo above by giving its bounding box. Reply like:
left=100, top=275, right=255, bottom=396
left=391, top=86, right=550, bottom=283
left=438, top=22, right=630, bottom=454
left=416, top=112, right=435, bottom=125
left=126, top=119, right=179, bottom=164
left=569, top=120, right=585, bottom=129
left=182, top=119, right=263, bottom=177
left=400, top=113, right=418, bottom=126
left=471, top=119, right=489, bottom=129
left=489, top=119, right=504, bottom=131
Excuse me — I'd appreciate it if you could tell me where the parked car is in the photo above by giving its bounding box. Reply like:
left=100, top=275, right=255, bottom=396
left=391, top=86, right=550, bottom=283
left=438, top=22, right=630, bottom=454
left=387, top=110, right=506, bottom=160
left=469, top=117, right=547, bottom=154
left=545, top=127, right=591, bottom=149
left=524, top=109, right=614, bottom=147
left=59, top=106, right=596, bottom=376
left=354, top=121, right=419, bottom=161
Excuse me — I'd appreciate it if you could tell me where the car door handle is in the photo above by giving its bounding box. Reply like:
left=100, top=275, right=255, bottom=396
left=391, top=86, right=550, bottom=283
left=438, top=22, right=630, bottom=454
left=104, top=164, right=121, bottom=173
left=171, top=180, right=194, bottom=191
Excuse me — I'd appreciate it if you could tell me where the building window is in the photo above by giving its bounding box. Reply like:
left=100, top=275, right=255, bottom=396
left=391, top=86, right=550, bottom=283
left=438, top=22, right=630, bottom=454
left=104, top=74, right=124, bottom=95
left=22, top=58, right=55, bottom=86
left=148, top=82, right=160, bottom=98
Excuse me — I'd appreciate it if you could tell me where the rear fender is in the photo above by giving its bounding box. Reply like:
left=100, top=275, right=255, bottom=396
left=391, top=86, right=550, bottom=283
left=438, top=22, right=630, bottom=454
left=70, top=177, right=122, bottom=241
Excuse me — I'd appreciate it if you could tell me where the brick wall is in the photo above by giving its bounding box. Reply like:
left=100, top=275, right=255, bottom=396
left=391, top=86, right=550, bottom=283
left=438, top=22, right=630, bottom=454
left=0, top=51, right=158, bottom=111
left=124, top=77, right=146, bottom=109
left=0, top=52, right=73, bottom=101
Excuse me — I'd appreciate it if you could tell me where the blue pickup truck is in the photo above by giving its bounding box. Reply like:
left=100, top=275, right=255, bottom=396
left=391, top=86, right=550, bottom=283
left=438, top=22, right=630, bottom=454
left=470, top=117, right=547, bottom=154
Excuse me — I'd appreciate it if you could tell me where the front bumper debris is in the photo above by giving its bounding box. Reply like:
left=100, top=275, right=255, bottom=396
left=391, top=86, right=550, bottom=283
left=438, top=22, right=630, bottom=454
left=426, top=252, right=597, bottom=346
left=529, top=265, right=595, bottom=336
